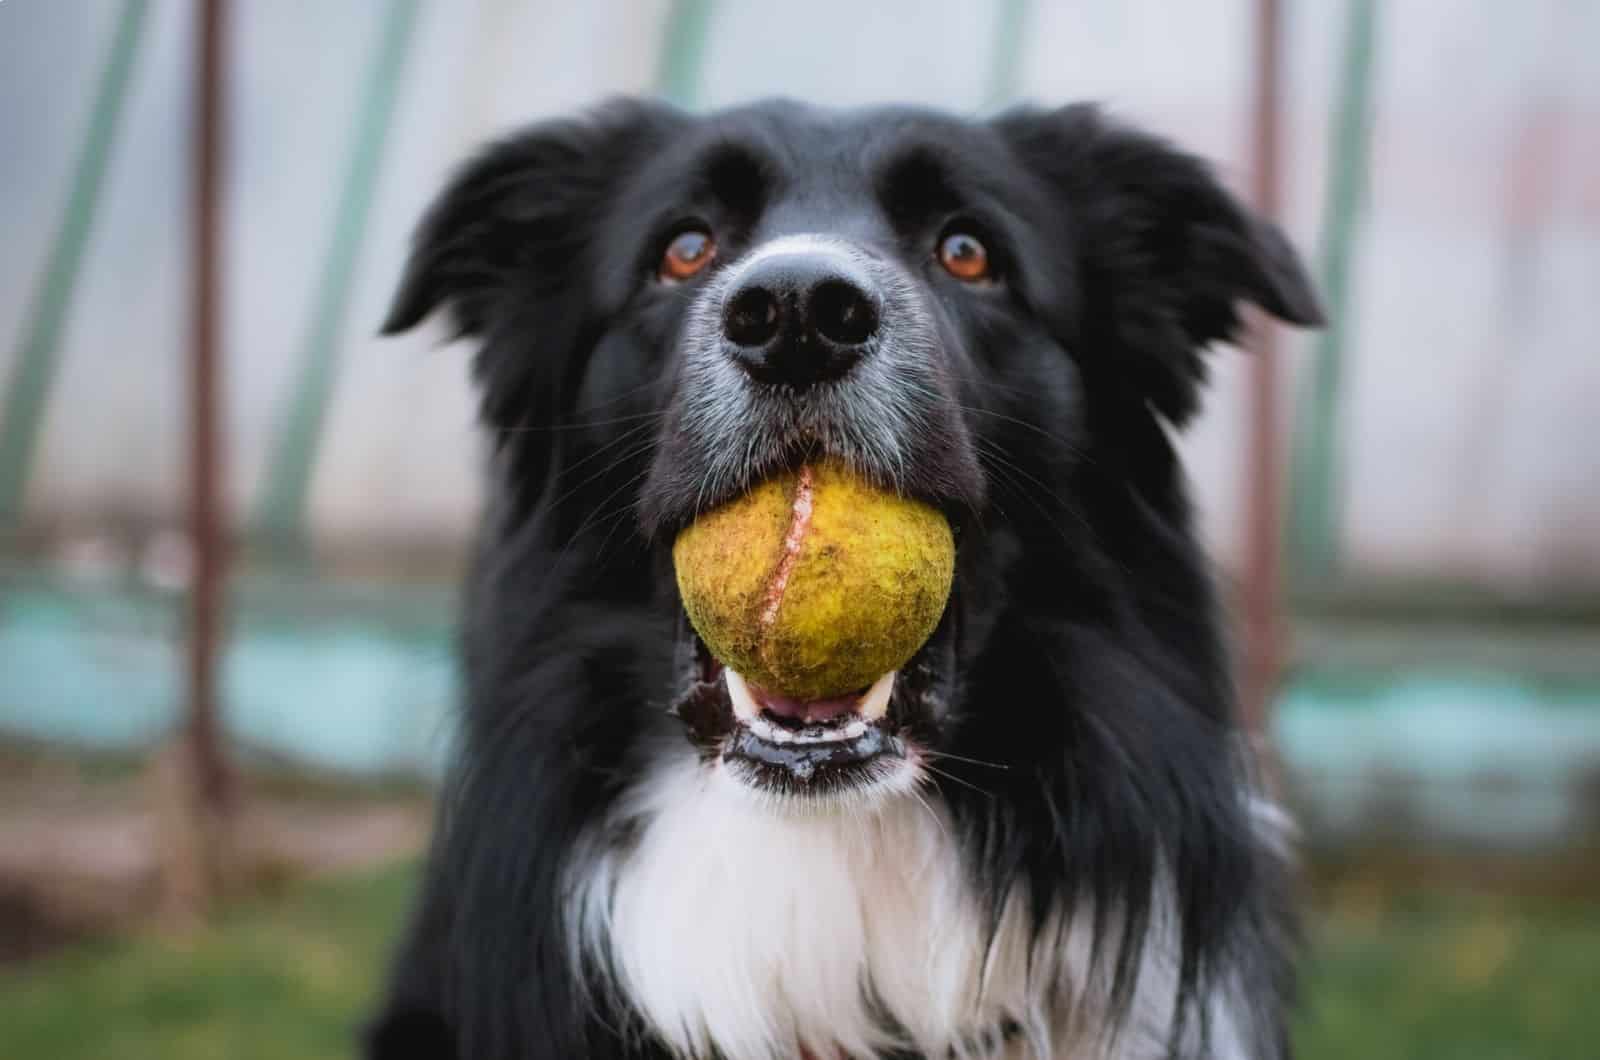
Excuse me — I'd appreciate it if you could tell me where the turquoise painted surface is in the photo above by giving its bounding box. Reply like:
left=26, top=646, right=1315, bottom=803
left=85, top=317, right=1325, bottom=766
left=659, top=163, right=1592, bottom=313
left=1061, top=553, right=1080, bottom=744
left=0, top=577, right=456, bottom=777
left=0, top=586, right=176, bottom=749
left=1277, top=670, right=1600, bottom=848
left=3, top=574, right=1598, bottom=848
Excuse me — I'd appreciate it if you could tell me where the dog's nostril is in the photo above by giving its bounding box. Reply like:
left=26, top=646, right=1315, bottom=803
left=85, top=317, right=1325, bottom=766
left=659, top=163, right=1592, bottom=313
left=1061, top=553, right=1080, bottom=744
left=810, top=280, right=878, bottom=347
left=724, top=287, right=781, bottom=347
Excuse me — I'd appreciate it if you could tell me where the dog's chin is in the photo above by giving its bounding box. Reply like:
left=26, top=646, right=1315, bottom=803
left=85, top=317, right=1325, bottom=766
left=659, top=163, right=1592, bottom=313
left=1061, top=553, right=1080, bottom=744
left=668, top=616, right=954, bottom=810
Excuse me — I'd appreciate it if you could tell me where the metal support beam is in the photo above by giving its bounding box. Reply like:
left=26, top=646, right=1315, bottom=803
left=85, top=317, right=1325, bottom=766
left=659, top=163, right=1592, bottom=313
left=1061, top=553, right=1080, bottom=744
left=252, top=0, right=422, bottom=552
left=984, top=0, right=1031, bottom=110
left=1288, top=0, right=1378, bottom=586
left=188, top=0, right=233, bottom=811
left=1239, top=0, right=1288, bottom=737
left=0, top=0, right=151, bottom=528
left=654, top=0, right=716, bottom=106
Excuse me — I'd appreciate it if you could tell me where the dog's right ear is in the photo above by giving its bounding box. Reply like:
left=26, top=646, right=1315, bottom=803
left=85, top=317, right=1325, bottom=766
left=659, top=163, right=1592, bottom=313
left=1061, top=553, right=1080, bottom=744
left=993, top=104, right=1322, bottom=428
left=381, top=99, right=683, bottom=339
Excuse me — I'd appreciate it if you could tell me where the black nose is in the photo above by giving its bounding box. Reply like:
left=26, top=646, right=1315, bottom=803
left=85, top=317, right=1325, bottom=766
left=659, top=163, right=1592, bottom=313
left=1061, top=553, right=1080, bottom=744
left=721, top=252, right=880, bottom=387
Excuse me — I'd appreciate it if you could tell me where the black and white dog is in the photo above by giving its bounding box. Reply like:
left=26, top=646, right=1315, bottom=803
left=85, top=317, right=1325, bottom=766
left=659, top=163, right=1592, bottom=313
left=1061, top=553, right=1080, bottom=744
left=368, top=99, right=1321, bottom=1060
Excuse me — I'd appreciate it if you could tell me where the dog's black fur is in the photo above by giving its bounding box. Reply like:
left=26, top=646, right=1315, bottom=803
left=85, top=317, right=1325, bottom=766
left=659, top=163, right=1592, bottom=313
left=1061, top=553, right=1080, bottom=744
left=368, top=99, right=1321, bottom=1059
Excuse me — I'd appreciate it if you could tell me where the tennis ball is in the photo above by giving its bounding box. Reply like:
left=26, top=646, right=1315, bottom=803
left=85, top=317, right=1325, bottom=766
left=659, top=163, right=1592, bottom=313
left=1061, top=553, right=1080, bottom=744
left=672, top=461, right=954, bottom=702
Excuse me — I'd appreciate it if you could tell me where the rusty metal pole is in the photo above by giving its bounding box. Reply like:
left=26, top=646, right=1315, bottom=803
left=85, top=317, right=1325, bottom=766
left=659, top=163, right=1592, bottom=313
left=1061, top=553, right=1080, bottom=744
left=1240, top=0, right=1286, bottom=740
left=188, top=0, right=232, bottom=810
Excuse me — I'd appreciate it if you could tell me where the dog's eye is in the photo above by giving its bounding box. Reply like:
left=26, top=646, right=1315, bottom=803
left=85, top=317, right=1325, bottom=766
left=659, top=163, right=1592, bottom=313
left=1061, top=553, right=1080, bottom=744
left=659, top=228, right=717, bottom=282
left=937, top=231, right=992, bottom=282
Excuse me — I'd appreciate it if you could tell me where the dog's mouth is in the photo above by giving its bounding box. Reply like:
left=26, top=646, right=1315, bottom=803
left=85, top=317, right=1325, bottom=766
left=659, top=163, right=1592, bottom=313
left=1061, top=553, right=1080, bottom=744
left=669, top=614, right=953, bottom=800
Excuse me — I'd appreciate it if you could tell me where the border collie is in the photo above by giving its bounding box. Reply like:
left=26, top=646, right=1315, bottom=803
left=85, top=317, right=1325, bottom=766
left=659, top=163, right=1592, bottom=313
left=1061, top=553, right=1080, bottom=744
left=367, top=98, right=1322, bottom=1060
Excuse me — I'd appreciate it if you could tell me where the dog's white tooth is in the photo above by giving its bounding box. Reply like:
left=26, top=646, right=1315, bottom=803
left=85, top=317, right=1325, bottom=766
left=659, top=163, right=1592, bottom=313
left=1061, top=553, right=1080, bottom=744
left=748, top=712, right=793, bottom=744
left=725, top=669, right=761, bottom=722
left=786, top=721, right=865, bottom=745
left=858, top=671, right=896, bottom=722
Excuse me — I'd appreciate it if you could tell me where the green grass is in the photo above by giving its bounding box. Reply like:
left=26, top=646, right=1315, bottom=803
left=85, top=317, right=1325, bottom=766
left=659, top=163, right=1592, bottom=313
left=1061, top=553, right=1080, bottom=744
left=1297, top=889, right=1600, bottom=1059
left=0, top=865, right=416, bottom=1060
left=2, top=863, right=1596, bottom=1059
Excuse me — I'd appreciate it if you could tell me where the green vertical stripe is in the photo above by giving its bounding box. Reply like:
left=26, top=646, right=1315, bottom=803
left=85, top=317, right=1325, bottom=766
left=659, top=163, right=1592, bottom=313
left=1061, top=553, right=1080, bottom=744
left=253, top=0, right=422, bottom=549
left=0, top=0, right=151, bottom=527
left=984, top=0, right=1031, bottom=110
left=654, top=0, right=716, bottom=107
left=1288, top=0, right=1378, bottom=585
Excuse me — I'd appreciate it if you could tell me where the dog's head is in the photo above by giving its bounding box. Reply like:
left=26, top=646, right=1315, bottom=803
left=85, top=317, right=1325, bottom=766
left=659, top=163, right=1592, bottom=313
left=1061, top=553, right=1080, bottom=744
left=384, top=98, right=1320, bottom=807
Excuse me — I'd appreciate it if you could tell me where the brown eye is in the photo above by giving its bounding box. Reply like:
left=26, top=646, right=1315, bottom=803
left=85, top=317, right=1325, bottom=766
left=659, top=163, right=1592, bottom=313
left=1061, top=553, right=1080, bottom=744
left=937, top=231, right=991, bottom=282
left=659, top=228, right=716, bottom=281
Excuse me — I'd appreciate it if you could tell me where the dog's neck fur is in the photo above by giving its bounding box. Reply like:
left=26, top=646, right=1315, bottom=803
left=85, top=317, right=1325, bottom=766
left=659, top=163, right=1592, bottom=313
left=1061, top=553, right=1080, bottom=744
left=569, top=753, right=1258, bottom=1060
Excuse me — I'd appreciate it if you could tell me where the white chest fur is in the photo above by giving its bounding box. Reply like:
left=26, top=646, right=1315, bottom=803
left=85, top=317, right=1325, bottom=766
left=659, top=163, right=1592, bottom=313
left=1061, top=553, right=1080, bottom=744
left=569, top=757, right=1255, bottom=1059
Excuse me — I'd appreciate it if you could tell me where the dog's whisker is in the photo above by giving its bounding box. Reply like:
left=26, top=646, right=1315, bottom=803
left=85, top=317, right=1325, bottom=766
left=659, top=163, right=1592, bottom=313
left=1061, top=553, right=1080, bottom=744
left=588, top=497, right=648, bottom=566
left=555, top=465, right=655, bottom=566
left=966, top=435, right=1088, bottom=550
left=955, top=403, right=1075, bottom=448
left=906, top=783, right=951, bottom=847
left=946, top=372, right=1048, bottom=400
left=496, top=409, right=666, bottom=434
left=922, top=762, right=996, bottom=800
left=972, top=440, right=1095, bottom=547
left=538, top=418, right=658, bottom=479
left=923, top=750, right=1010, bottom=771
left=545, top=436, right=658, bottom=513
left=578, top=376, right=671, bottom=408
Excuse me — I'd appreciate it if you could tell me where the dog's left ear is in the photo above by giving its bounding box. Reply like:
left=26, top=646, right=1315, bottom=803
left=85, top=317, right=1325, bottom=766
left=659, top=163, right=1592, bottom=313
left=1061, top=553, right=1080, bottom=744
left=994, top=104, right=1323, bottom=425
left=379, top=99, right=684, bottom=504
left=381, top=99, right=683, bottom=340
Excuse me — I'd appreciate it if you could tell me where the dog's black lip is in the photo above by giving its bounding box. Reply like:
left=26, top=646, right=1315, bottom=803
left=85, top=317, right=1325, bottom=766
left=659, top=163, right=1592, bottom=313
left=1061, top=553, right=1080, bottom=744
left=666, top=671, right=735, bottom=750
left=725, top=724, right=902, bottom=781
left=666, top=605, right=958, bottom=789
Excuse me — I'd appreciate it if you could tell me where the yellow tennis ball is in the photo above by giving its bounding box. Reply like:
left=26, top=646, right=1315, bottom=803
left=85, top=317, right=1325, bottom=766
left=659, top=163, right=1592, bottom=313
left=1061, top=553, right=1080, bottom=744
left=672, top=461, right=955, bottom=702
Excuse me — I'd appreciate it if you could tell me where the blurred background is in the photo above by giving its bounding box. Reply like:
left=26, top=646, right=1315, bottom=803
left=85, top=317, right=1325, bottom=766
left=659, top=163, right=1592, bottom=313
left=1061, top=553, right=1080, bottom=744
left=2, top=0, right=1597, bottom=1056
